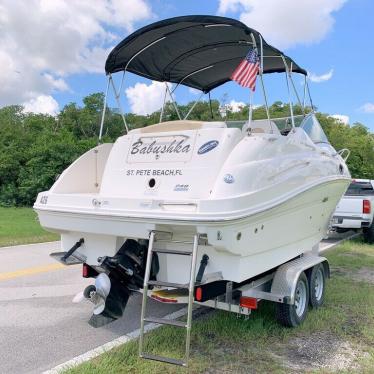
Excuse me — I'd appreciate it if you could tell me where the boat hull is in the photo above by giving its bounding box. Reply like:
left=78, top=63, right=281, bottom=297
left=35, top=178, right=349, bottom=283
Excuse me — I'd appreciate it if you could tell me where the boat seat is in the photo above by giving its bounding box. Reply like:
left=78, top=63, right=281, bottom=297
left=129, top=120, right=227, bottom=134
left=242, top=119, right=280, bottom=135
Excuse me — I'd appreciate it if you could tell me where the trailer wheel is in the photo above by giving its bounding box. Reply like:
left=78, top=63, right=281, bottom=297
left=363, top=223, right=374, bottom=244
left=276, top=272, right=309, bottom=327
left=308, top=264, right=325, bottom=308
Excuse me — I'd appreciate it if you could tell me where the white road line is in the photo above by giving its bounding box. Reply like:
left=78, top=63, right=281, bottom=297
left=0, top=283, right=90, bottom=302
left=42, top=307, right=188, bottom=374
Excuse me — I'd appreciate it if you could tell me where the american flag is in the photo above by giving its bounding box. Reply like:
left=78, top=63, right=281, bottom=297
left=230, top=49, right=259, bottom=91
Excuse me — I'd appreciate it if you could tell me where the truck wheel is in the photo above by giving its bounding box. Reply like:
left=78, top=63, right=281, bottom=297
left=276, top=272, right=309, bottom=327
left=363, top=223, right=374, bottom=244
left=308, top=264, right=325, bottom=308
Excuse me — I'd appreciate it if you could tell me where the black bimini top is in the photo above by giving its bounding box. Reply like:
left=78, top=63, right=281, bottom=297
left=105, top=15, right=306, bottom=93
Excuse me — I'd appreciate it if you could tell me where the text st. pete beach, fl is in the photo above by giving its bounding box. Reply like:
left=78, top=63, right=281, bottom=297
left=126, top=169, right=183, bottom=176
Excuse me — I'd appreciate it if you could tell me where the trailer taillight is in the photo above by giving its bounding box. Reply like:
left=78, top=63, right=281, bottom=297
left=195, top=287, right=202, bottom=301
left=82, top=263, right=98, bottom=278
left=82, top=263, right=89, bottom=277
left=239, top=296, right=258, bottom=310
left=363, top=199, right=371, bottom=214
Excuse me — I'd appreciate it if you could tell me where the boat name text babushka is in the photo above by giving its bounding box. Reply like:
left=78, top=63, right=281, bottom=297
left=130, top=139, right=191, bottom=155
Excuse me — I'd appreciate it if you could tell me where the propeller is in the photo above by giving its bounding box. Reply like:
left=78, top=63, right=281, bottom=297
left=72, top=273, right=111, bottom=315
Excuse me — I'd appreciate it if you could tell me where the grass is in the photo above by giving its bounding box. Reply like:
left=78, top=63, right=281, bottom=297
left=66, top=238, right=374, bottom=374
left=0, top=207, right=58, bottom=247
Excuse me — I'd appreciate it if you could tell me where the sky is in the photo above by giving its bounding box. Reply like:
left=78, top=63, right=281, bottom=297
left=0, top=0, right=373, bottom=131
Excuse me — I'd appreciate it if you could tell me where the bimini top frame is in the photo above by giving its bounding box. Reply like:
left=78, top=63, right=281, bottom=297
left=105, top=15, right=306, bottom=93
left=99, top=15, right=312, bottom=141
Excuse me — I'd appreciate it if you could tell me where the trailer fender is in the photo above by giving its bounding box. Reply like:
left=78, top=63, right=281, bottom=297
left=271, top=255, right=329, bottom=305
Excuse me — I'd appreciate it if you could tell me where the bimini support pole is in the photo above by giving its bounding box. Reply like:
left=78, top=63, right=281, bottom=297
left=118, top=71, right=126, bottom=97
left=302, top=75, right=307, bottom=111
left=247, top=34, right=255, bottom=126
left=258, top=35, right=273, bottom=133
left=288, top=63, right=305, bottom=116
left=306, top=79, right=315, bottom=112
left=159, top=84, right=168, bottom=123
left=280, top=55, right=295, bottom=129
left=109, top=74, right=129, bottom=134
left=184, top=91, right=204, bottom=120
left=171, top=65, right=214, bottom=95
left=98, top=76, right=110, bottom=143
left=110, top=36, right=167, bottom=133
left=165, top=83, right=181, bottom=120
left=208, top=92, right=214, bottom=120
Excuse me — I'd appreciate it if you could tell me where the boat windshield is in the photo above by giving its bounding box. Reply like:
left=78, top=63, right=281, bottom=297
left=226, top=114, right=329, bottom=144
left=299, top=114, right=329, bottom=144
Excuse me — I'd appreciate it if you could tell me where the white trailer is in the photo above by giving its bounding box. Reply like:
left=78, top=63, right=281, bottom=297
left=137, top=230, right=329, bottom=366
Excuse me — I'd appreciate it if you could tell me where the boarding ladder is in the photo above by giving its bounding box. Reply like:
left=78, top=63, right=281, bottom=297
left=139, top=231, right=199, bottom=367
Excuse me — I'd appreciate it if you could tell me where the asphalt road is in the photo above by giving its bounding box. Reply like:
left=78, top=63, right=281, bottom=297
left=0, top=242, right=182, bottom=374
left=0, top=232, right=355, bottom=374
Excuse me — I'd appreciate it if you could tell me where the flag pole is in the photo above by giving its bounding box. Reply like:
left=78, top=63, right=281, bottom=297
left=248, top=89, right=254, bottom=125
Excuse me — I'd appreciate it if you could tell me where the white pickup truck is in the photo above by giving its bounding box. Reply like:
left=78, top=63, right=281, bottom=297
left=331, top=179, right=374, bottom=243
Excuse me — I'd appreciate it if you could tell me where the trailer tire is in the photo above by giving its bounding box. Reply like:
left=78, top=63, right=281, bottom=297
left=276, top=272, right=309, bottom=327
left=363, top=223, right=374, bottom=244
left=308, top=264, right=325, bottom=308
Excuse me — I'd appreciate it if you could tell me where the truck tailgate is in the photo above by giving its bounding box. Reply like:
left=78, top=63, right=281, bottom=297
left=335, top=196, right=363, bottom=216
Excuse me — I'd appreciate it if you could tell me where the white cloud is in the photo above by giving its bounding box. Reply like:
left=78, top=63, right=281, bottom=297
left=43, top=73, right=69, bottom=92
left=228, top=100, right=246, bottom=112
left=218, top=0, right=245, bottom=13
left=217, top=0, right=346, bottom=49
left=329, top=114, right=349, bottom=124
left=360, top=103, right=374, bottom=113
left=0, top=0, right=152, bottom=107
left=126, top=81, right=170, bottom=115
left=308, top=69, right=334, bottom=83
left=188, top=87, right=201, bottom=95
left=23, top=95, right=60, bottom=115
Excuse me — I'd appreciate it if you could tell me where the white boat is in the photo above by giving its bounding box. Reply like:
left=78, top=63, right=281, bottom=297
left=34, top=16, right=350, bottom=328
